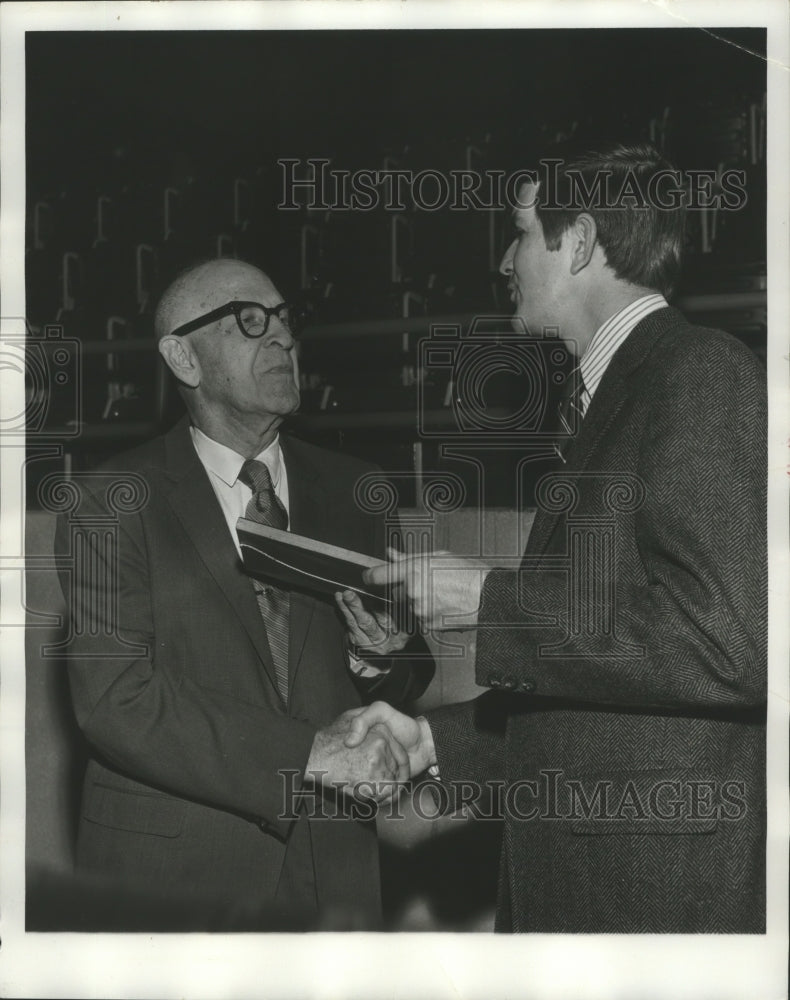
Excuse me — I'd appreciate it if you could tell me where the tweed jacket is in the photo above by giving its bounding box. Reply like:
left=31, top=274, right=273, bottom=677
left=428, top=307, right=766, bottom=932
left=56, top=418, right=432, bottom=928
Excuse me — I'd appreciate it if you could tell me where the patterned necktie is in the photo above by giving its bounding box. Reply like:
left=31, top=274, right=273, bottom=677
left=555, top=367, right=586, bottom=463
left=238, top=459, right=290, bottom=704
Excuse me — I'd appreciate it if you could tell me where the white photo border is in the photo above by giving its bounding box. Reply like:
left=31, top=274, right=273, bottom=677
left=1, top=2, right=787, bottom=998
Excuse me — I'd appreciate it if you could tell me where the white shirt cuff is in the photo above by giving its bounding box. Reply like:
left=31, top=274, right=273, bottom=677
left=347, top=650, right=390, bottom=678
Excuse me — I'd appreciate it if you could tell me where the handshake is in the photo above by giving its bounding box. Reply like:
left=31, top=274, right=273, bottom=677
left=304, top=702, right=437, bottom=804
left=301, top=548, right=487, bottom=803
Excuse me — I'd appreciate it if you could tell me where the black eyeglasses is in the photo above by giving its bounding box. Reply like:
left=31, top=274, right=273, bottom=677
left=169, top=300, right=299, bottom=339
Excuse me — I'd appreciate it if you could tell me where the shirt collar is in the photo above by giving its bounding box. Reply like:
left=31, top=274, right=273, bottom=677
left=579, top=293, right=668, bottom=400
left=190, top=425, right=282, bottom=489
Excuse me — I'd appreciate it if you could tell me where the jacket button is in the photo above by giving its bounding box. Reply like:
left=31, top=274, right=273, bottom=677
left=487, top=674, right=502, bottom=688
left=501, top=676, right=517, bottom=690
left=520, top=680, right=535, bottom=693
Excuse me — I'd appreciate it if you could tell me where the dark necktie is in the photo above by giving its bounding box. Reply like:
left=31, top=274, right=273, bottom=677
left=555, top=367, right=586, bottom=463
left=238, top=459, right=290, bottom=705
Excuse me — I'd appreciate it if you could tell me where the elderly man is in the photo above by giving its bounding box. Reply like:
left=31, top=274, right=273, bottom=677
left=346, top=142, right=767, bottom=933
left=56, top=258, right=431, bottom=930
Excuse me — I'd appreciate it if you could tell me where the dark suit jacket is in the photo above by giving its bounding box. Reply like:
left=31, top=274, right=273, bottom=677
left=56, top=418, right=431, bottom=929
left=429, top=307, right=766, bottom=932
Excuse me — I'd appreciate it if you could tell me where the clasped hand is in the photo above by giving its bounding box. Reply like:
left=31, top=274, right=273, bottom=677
left=305, top=711, right=407, bottom=804
left=306, top=703, right=436, bottom=804
left=319, top=545, right=472, bottom=803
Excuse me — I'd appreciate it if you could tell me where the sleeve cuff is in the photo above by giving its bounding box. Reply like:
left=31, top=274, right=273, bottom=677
left=347, top=648, right=391, bottom=678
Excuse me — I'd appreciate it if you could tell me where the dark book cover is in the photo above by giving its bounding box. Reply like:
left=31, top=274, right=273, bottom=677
left=237, top=518, right=391, bottom=607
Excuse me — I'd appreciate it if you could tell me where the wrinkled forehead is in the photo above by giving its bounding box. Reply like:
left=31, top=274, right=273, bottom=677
left=195, top=262, right=281, bottom=312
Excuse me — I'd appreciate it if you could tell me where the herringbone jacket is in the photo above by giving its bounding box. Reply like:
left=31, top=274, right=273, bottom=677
left=429, top=307, right=766, bottom=932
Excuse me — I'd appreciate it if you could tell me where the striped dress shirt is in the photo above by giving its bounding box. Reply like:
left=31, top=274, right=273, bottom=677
left=578, top=293, right=668, bottom=414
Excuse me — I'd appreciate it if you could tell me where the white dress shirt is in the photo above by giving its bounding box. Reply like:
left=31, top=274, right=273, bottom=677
left=190, top=425, right=383, bottom=678
left=190, top=426, right=290, bottom=558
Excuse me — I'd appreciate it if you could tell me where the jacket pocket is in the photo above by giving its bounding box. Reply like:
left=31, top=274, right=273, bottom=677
left=566, top=768, right=720, bottom=836
left=83, top=782, right=185, bottom=838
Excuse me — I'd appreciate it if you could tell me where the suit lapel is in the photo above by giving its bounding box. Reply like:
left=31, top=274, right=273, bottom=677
left=280, top=435, right=329, bottom=687
left=162, top=419, right=279, bottom=692
left=526, top=311, right=674, bottom=558
left=525, top=367, right=630, bottom=558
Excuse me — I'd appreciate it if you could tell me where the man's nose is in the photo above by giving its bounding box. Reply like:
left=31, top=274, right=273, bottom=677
left=267, top=321, right=295, bottom=350
left=499, top=239, right=516, bottom=276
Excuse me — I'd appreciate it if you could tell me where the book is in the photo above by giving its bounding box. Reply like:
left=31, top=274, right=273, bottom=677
left=237, top=518, right=391, bottom=607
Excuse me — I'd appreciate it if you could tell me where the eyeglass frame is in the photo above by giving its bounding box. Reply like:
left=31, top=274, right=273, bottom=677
left=168, top=300, right=296, bottom=340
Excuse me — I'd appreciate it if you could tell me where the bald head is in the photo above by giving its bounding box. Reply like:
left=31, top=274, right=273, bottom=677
left=155, top=257, right=300, bottom=457
left=154, top=258, right=278, bottom=341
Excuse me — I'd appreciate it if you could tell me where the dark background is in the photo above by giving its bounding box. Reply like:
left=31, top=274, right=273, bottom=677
left=27, top=28, right=767, bottom=179
left=25, top=28, right=767, bottom=508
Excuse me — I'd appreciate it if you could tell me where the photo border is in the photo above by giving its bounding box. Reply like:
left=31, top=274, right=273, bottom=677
left=1, top=2, right=787, bottom=998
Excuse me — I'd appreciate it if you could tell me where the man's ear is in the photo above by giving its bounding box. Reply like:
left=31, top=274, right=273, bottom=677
left=568, top=213, right=597, bottom=276
left=158, top=336, right=201, bottom=388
